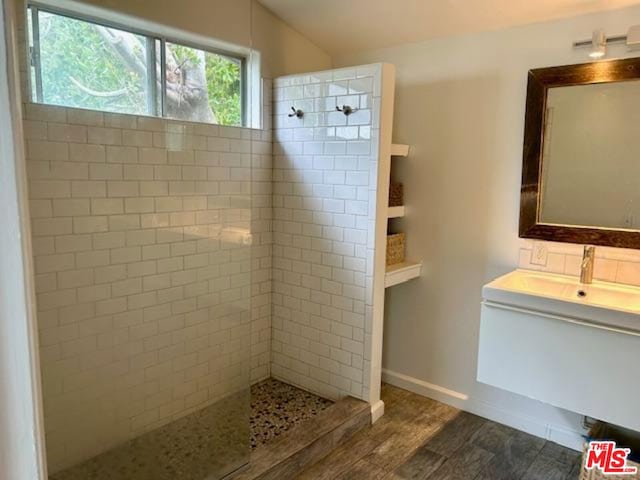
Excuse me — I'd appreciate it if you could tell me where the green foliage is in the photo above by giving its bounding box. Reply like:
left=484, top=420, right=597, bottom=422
left=205, top=54, right=242, bottom=126
left=169, top=43, right=242, bottom=126
left=168, top=43, right=201, bottom=68
left=35, top=11, right=242, bottom=125
left=38, top=12, right=148, bottom=115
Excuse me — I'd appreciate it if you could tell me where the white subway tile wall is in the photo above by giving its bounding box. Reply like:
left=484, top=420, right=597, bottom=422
left=519, top=239, right=640, bottom=285
left=271, top=65, right=383, bottom=401
left=24, top=98, right=272, bottom=472
left=11, top=0, right=275, bottom=472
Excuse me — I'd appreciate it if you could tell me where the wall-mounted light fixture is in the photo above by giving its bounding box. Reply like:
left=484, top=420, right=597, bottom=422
left=589, top=30, right=606, bottom=58
left=627, top=25, right=640, bottom=50
left=573, top=26, right=640, bottom=58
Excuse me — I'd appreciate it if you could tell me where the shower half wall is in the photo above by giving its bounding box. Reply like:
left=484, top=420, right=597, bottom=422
left=270, top=64, right=393, bottom=406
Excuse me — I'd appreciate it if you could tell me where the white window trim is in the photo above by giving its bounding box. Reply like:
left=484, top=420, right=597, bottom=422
left=27, top=0, right=262, bottom=128
left=0, top=1, right=48, bottom=478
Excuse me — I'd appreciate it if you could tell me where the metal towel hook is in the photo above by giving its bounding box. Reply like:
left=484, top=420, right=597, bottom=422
left=288, top=106, right=304, bottom=118
left=336, top=105, right=358, bottom=116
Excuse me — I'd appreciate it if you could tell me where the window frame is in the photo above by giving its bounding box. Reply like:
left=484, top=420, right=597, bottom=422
left=27, top=1, right=249, bottom=126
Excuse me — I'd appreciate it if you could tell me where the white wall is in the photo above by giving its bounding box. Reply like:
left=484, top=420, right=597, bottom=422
left=334, top=5, right=640, bottom=448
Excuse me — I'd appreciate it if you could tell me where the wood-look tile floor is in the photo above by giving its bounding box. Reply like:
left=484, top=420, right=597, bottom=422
left=297, top=384, right=582, bottom=480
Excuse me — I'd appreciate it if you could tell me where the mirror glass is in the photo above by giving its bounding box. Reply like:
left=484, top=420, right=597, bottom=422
left=539, top=80, right=640, bottom=230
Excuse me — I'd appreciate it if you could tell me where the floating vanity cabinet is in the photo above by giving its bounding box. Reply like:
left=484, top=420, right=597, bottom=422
left=478, top=270, right=640, bottom=432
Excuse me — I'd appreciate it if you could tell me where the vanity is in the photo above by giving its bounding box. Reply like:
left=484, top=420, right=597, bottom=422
left=479, top=57, right=640, bottom=433
left=479, top=269, right=640, bottom=432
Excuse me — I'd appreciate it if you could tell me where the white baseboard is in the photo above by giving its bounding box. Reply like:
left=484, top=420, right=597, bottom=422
left=370, top=400, right=385, bottom=423
left=382, top=369, right=587, bottom=451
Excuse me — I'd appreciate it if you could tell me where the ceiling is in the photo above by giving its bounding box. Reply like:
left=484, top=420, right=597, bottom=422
left=258, top=0, right=640, bottom=55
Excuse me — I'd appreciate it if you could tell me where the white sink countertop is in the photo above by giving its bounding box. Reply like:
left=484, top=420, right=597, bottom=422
left=483, top=269, right=640, bottom=333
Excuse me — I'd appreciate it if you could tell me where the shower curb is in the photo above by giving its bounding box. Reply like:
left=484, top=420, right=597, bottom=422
left=231, top=396, right=371, bottom=480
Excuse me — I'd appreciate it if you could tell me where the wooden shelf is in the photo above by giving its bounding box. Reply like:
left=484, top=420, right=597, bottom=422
left=391, top=144, right=410, bottom=157
left=387, top=206, right=405, bottom=218
left=385, top=260, right=422, bottom=288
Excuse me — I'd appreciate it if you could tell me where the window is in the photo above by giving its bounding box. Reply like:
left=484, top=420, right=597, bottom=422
left=27, top=4, right=245, bottom=126
left=164, top=42, right=243, bottom=126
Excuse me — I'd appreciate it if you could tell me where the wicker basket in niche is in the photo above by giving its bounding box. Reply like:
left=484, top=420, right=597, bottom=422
left=389, top=182, right=404, bottom=207
left=386, top=233, right=406, bottom=266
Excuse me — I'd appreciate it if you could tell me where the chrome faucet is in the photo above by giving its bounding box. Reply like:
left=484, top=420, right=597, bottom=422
left=580, top=245, right=595, bottom=284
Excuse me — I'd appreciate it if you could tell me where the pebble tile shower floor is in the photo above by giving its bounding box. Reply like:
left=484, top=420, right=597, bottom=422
left=250, top=378, right=333, bottom=449
left=49, top=378, right=332, bottom=480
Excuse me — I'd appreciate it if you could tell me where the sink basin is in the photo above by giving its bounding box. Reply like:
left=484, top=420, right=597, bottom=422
left=483, top=269, right=640, bottom=332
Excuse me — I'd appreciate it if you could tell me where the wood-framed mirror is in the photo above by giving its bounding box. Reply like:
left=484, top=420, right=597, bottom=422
left=520, top=57, right=640, bottom=249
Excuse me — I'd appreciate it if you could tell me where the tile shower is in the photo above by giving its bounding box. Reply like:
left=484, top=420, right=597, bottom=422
left=20, top=20, right=386, bottom=472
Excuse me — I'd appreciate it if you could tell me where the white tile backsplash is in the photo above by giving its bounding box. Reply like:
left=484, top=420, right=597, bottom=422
left=519, top=239, right=640, bottom=286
